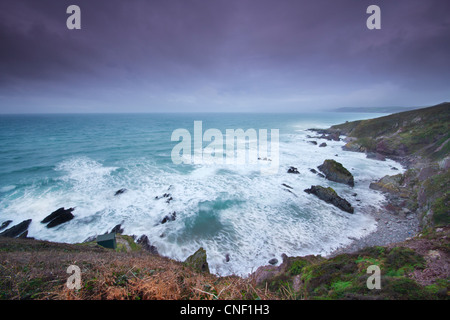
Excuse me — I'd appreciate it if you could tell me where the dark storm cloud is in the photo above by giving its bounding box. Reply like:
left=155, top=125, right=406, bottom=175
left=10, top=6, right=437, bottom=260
left=0, top=0, right=449, bottom=113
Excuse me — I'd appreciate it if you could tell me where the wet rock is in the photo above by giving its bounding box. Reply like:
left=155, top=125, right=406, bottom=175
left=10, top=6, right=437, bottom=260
left=161, top=211, right=176, bottom=224
left=225, top=253, right=230, bottom=263
left=41, top=207, right=75, bottom=228
left=317, top=159, right=354, bottom=187
left=184, top=247, right=210, bottom=273
left=110, top=224, right=124, bottom=234
left=0, top=220, right=12, bottom=232
left=0, top=219, right=32, bottom=238
left=304, top=185, right=354, bottom=213
left=287, top=166, right=299, bottom=174
left=114, top=188, right=127, bottom=196
left=282, top=183, right=293, bottom=189
left=136, top=235, right=159, bottom=255
left=319, top=142, right=327, bottom=147
left=310, top=168, right=317, bottom=174
left=308, top=141, right=318, bottom=145
left=268, top=258, right=278, bottom=265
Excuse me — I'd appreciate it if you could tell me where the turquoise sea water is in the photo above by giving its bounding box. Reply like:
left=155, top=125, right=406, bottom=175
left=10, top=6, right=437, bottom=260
left=0, top=112, right=402, bottom=275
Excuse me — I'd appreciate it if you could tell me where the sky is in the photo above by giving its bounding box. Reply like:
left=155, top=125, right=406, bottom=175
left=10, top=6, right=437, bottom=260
left=0, top=0, right=449, bottom=113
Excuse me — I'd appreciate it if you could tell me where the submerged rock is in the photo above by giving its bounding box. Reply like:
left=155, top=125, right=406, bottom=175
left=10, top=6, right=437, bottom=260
left=287, top=166, right=300, bottom=174
left=319, top=142, right=327, bottom=147
left=317, top=159, right=354, bottom=187
left=0, top=219, right=32, bottom=238
left=114, top=188, right=127, bottom=196
left=161, top=211, right=176, bottom=224
left=41, top=207, right=75, bottom=228
left=184, top=247, right=210, bottom=273
left=304, top=185, right=354, bottom=213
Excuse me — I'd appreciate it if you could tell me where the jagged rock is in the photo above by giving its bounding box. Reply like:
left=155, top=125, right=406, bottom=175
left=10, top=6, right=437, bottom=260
left=0, top=219, right=32, bottom=238
left=161, top=211, right=176, bottom=224
left=319, top=142, right=327, bottom=147
left=136, top=235, right=158, bottom=255
left=110, top=224, right=124, bottom=234
left=304, top=185, right=354, bottom=213
left=0, top=220, right=12, bottom=232
left=114, top=188, right=127, bottom=196
left=184, top=247, right=210, bottom=273
left=317, top=159, right=354, bottom=187
left=282, top=183, right=293, bottom=189
left=287, top=166, right=299, bottom=174
left=41, top=207, right=75, bottom=228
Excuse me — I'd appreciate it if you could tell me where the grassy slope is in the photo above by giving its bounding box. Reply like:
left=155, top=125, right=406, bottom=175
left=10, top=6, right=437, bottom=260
left=329, top=102, right=450, bottom=161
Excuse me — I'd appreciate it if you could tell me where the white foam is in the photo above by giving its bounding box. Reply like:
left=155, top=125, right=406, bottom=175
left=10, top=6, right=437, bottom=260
left=0, top=129, right=402, bottom=276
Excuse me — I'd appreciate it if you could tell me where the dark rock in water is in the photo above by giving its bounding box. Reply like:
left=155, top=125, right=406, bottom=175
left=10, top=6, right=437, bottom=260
left=319, top=142, right=327, bottom=147
left=161, top=211, right=176, bottom=224
left=317, top=159, right=354, bottom=187
left=0, top=219, right=32, bottom=238
left=282, top=183, right=293, bottom=189
left=110, top=224, right=124, bottom=234
left=114, top=188, right=127, bottom=196
left=317, top=173, right=325, bottom=178
left=268, top=258, right=278, bottom=265
left=287, top=166, right=300, bottom=174
left=156, top=193, right=171, bottom=200
left=83, top=235, right=97, bottom=243
left=308, top=141, right=318, bottom=145
left=184, top=247, right=210, bottom=273
left=310, top=168, right=317, bottom=174
left=304, top=185, right=354, bottom=214
left=391, top=167, right=399, bottom=170
left=225, top=253, right=230, bottom=263
left=166, top=196, right=173, bottom=204
left=0, top=220, right=13, bottom=232
left=136, top=235, right=159, bottom=255
left=42, top=207, right=75, bottom=228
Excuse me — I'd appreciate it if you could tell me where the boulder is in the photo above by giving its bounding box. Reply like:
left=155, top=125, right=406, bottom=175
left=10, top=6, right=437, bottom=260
left=136, top=235, right=159, bottom=255
left=184, top=247, right=210, bottom=273
left=0, top=219, right=32, bottom=238
left=41, top=207, right=74, bottom=228
left=369, top=174, right=403, bottom=194
left=319, top=142, right=327, bottom=147
left=317, top=159, right=354, bottom=187
left=268, top=258, right=278, bottom=265
left=304, top=185, right=354, bottom=213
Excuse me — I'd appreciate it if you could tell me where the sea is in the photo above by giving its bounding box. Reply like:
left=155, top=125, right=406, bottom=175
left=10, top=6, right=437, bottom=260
left=0, top=112, right=404, bottom=276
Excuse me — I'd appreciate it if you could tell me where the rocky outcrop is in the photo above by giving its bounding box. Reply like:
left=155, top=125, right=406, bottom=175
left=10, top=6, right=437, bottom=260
left=136, top=235, right=159, bottom=255
left=304, top=185, right=354, bottom=213
left=318, top=159, right=354, bottom=187
left=41, top=207, right=75, bottom=228
left=0, top=219, right=32, bottom=238
left=184, top=247, right=210, bottom=273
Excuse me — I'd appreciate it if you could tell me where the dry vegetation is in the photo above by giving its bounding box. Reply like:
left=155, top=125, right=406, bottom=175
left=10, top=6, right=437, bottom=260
left=0, top=237, right=276, bottom=300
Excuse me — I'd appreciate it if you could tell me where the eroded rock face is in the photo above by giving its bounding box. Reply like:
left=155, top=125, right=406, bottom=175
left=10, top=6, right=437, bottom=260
left=318, top=159, right=354, bottom=187
left=304, top=185, right=354, bottom=213
left=184, top=247, right=210, bottom=273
